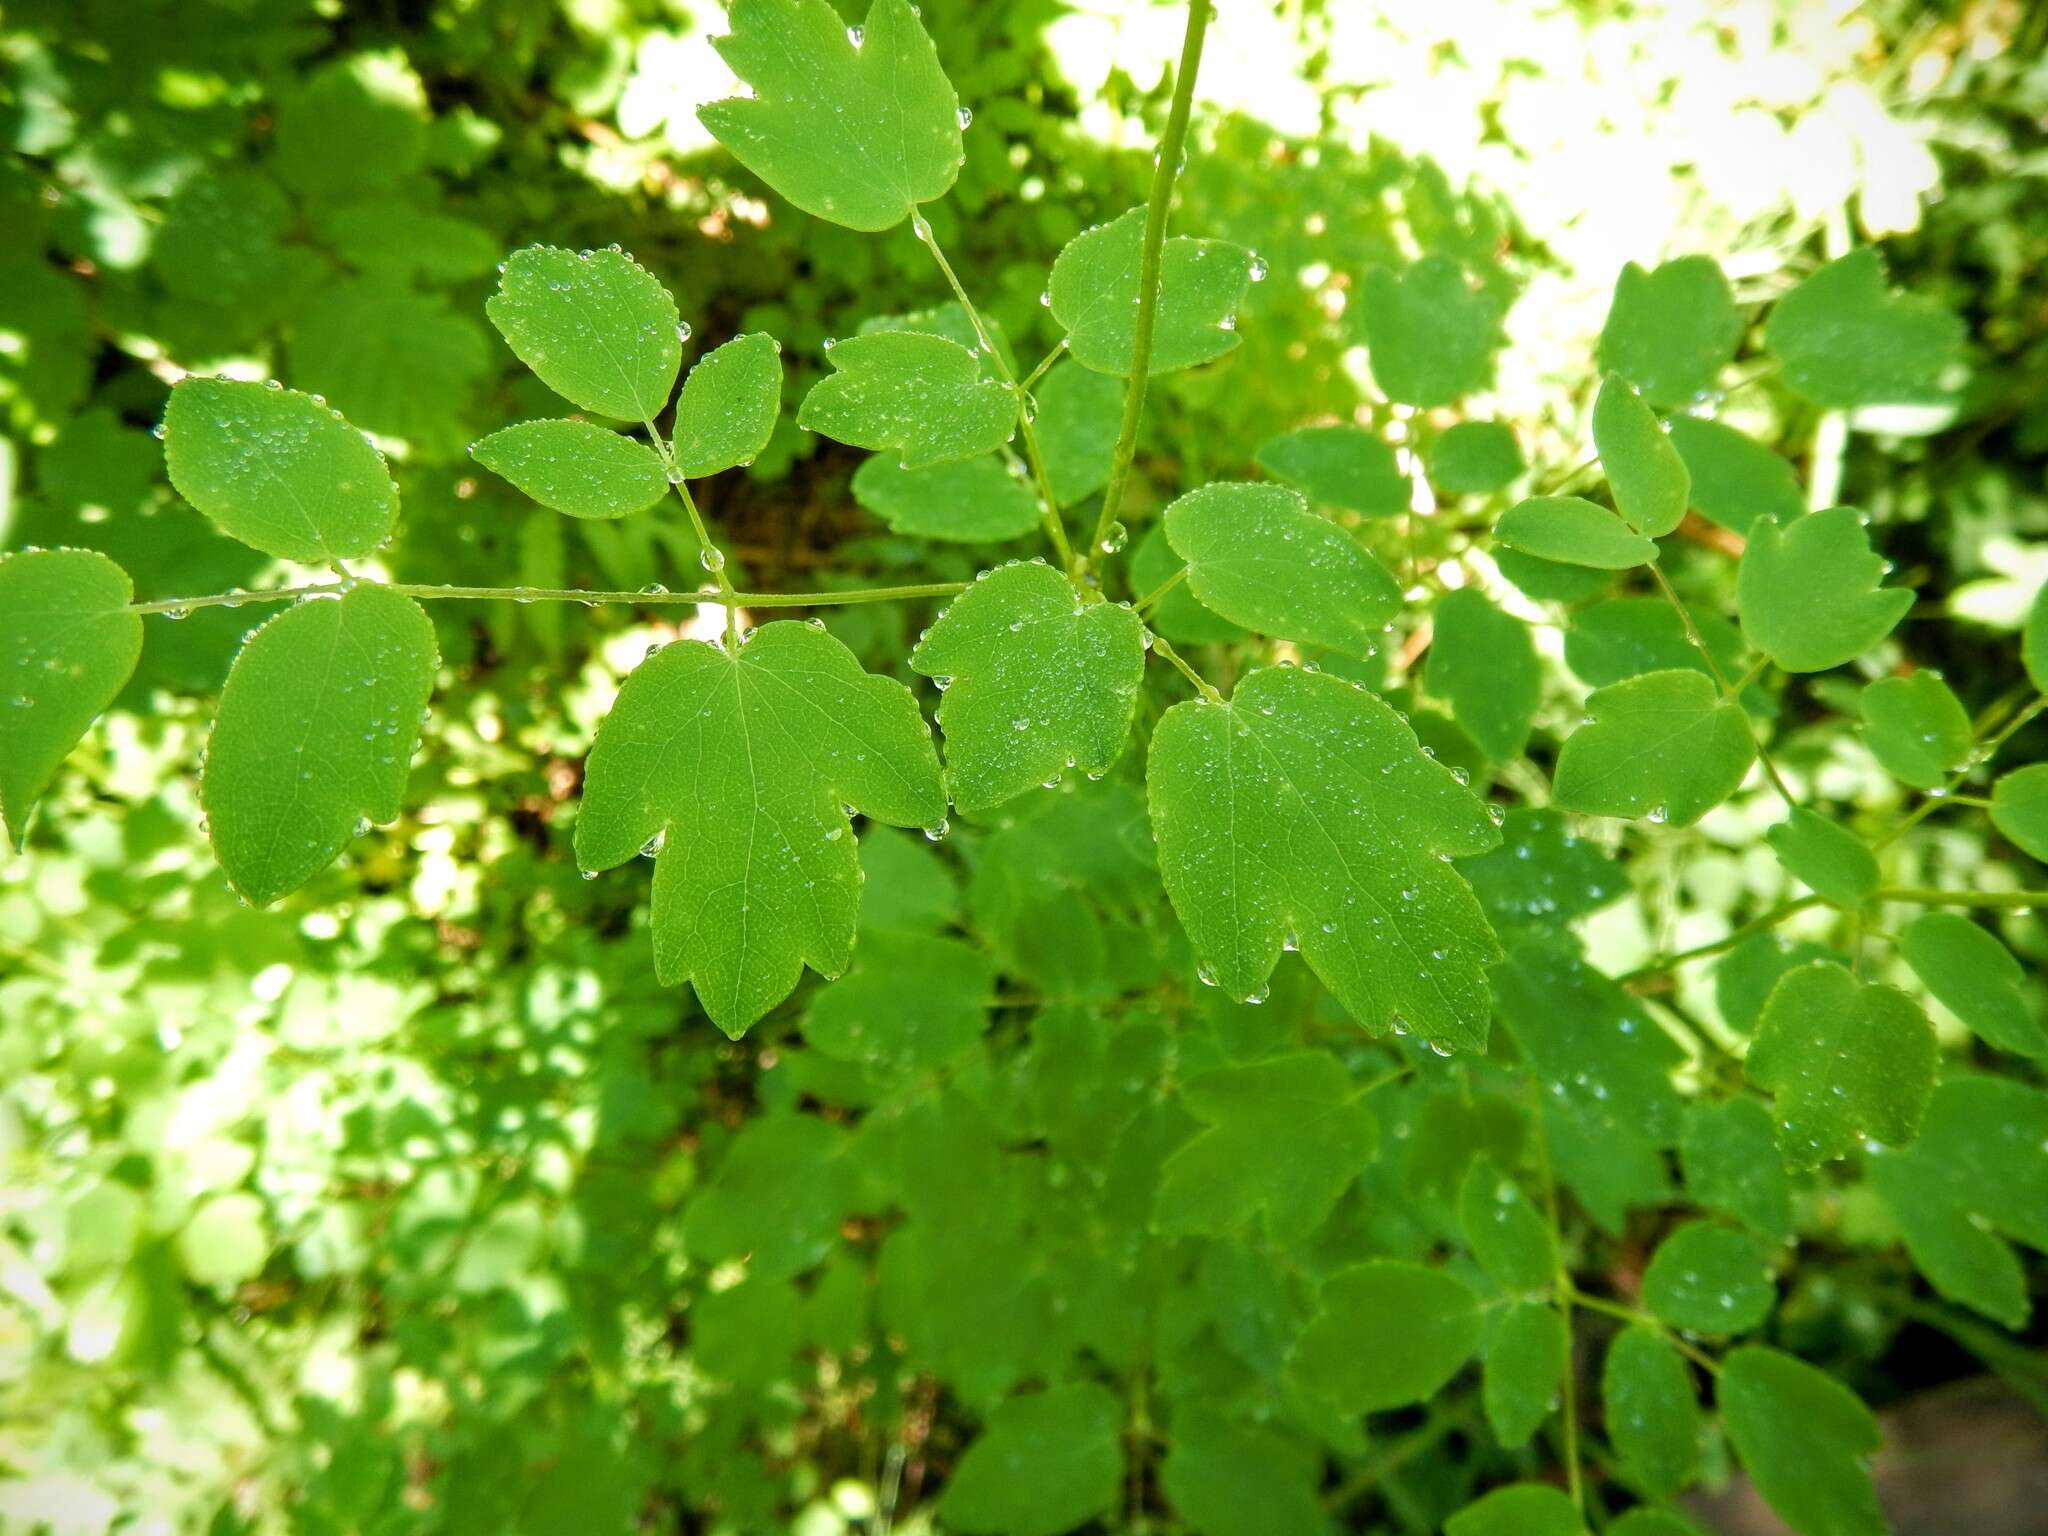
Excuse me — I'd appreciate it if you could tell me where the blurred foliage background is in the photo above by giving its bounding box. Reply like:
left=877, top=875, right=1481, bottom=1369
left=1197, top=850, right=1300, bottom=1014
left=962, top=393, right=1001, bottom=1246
left=2, top=0, right=2045, bottom=1531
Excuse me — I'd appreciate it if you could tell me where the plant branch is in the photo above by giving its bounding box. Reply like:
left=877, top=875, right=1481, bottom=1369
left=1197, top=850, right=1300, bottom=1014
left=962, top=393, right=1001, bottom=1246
left=1087, top=0, right=1214, bottom=573
left=1875, top=887, right=2048, bottom=909
left=1146, top=632, right=1221, bottom=702
left=1133, top=565, right=1188, bottom=614
left=1619, top=896, right=1821, bottom=984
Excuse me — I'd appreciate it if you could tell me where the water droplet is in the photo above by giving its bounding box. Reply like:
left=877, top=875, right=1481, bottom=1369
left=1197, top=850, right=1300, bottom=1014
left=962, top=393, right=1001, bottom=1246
left=1098, top=521, right=1128, bottom=555
left=922, top=819, right=950, bottom=842
left=1247, top=254, right=1269, bottom=283
left=1218, top=313, right=1237, bottom=332
left=701, top=546, right=726, bottom=574
left=956, top=106, right=973, bottom=130
left=677, top=320, right=694, bottom=344
left=1646, top=804, right=1670, bottom=825
left=846, top=23, right=863, bottom=46
left=640, top=583, right=669, bottom=597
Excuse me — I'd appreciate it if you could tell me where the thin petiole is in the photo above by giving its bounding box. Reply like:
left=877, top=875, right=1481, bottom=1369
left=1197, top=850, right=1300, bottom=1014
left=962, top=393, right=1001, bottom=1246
left=1133, top=565, right=1188, bottom=614
left=1146, top=632, right=1221, bottom=702
left=1650, top=564, right=1796, bottom=807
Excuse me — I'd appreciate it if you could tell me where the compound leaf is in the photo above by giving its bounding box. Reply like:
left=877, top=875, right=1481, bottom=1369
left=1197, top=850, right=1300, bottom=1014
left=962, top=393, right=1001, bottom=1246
left=577, top=621, right=945, bottom=1035
left=1859, top=672, right=1971, bottom=789
left=852, top=454, right=1039, bottom=542
left=673, top=332, right=783, bottom=477
left=1603, top=1325, right=1701, bottom=1497
left=941, top=1384, right=1122, bottom=1536
left=909, top=561, right=1145, bottom=812
left=1290, top=1261, right=1482, bottom=1415
left=1763, top=247, right=1964, bottom=409
left=1719, top=1347, right=1885, bottom=1536
left=1553, top=670, right=1754, bottom=825
left=1360, top=255, right=1505, bottom=407
left=470, top=419, right=669, bottom=519
left=1253, top=424, right=1407, bottom=518
left=1641, top=1221, right=1775, bottom=1335
left=1597, top=256, right=1742, bottom=408
left=1497, top=496, right=1657, bottom=569
left=799, top=331, right=1014, bottom=470
left=1155, top=1052, right=1377, bottom=1244
left=1163, top=482, right=1400, bottom=659
left=0, top=548, right=145, bottom=848
left=1147, top=664, right=1503, bottom=1049
left=1898, top=912, right=2047, bottom=1058
left=1593, top=373, right=1689, bottom=537
left=1427, top=588, right=1540, bottom=762
left=201, top=584, right=437, bottom=906
left=1048, top=206, right=1251, bottom=377
left=485, top=245, right=681, bottom=421
left=1738, top=508, right=1911, bottom=672
left=699, top=0, right=963, bottom=233
left=1746, top=961, right=1936, bottom=1167
left=163, top=378, right=398, bottom=562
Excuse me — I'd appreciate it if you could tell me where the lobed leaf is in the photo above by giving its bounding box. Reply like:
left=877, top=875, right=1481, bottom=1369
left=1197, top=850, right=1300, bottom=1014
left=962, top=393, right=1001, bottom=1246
left=1253, top=424, right=1407, bottom=518
left=1147, top=664, right=1503, bottom=1049
left=1597, top=255, right=1742, bottom=408
left=1048, top=206, right=1252, bottom=377
left=1738, top=507, right=1911, bottom=673
left=201, top=584, right=437, bottom=906
left=576, top=621, right=946, bottom=1034
left=1359, top=255, right=1506, bottom=408
left=1552, top=669, right=1754, bottom=825
left=798, top=330, right=1014, bottom=470
left=1764, top=247, right=1964, bottom=409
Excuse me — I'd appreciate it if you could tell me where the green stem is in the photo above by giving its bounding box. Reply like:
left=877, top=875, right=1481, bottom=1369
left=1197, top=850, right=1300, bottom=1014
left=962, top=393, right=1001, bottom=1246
left=1527, top=1090, right=1584, bottom=1513
left=1146, top=632, right=1221, bottom=702
left=1723, top=654, right=1771, bottom=699
left=1087, top=0, right=1214, bottom=573
left=1019, top=340, right=1067, bottom=393
left=1564, top=1287, right=1721, bottom=1375
left=1649, top=564, right=1795, bottom=807
left=1875, top=886, right=2048, bottom=909
left=1874, top=692, right=2046, bottom=850
left=1133, top=565, right=1188, bottom=614
left=647, top=425, right=739, bottom=644
left=1619, top=896, right=1820, bottom=983
left=1321, top=1402, right=1468, bottom=1513
left=914, top=219, right=1076, bottom=572
left=128, top=580, right=968, bottom=616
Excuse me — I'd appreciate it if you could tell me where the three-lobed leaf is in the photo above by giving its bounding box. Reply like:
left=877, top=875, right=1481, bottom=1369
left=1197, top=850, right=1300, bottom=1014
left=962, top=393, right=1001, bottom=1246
left=909, top=561, right=1146, bottom=812
left=699, top=0, right=963, bottom=233
left=1764, top=247, right=1964, bottom=409
left=1597, top=255, right=1742, bottom=408
left=1359, top=255, right=1505, bottom=407
left=1147, top=664, right=1503, bottom=1048
left=201, top=584, right=438, bottom=906
left=1552, top=669, right=1754, bottom=825
left=1163, top=482, right=1400, bottom=660
left=1048, top=206, right=1252, bottom=377
left=1253, top=424, right=1407, bottom=518
left=1738, top=507, right=1912, bottom=672
left=164, top=378, right=398, bottom=562
left=470, top=419, right=669, bottom=519
left=0, top=548, right=145, bottom=848
left=799, top=331, right=1014, bottom=470
left=486, top=245, right=681, bottom=421
left=577, top=621, right=945, bottom=1034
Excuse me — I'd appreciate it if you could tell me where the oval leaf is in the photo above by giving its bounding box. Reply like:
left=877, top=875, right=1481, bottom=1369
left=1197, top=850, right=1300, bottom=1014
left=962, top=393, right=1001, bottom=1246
left=471, top=419, right=669, bottom=519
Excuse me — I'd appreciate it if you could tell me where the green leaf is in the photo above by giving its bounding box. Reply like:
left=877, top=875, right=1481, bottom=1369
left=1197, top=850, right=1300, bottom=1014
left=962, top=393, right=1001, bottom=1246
left=800, top=930, right=993, bottom=1068
left=1680, top=1098, right=1794, bottom=1242
left=1290, top=1261, right=1482, bottom=1415
left=1593, top=374, right=1689, bottom=537
left=692, top=1277, right=803, bottom=1389
left=1495, top=548, right=1616, bottom=604
left=798, top=331, right=1015, bottom=469
left=1608, top=1515, right=1706, bottom=1536
left=1716, top=931, right=1845, bottom=1034
left=1462, top=810, right=1627, bottom=931
left=1497, top=497, right=1658, bottom=569
left=1431, top=420, right=1525, bottom=496
left=1459, top=1154, right=1555, bottom=1292
left=1159, top=1406, right=1329, bottom=1536
left=201, top=585, right=437, bottom=906
left=485, top=245, right=681, bottom=421
left=1483, top=1301, right=1567, bottom=1449
left=162, top=378, right=398, bottom=562
left=1868, top=1076, right=2048, bottom=1328
left=1763, top=247, right=1964, bottom=409
left=1553, top=670, right=1755, bottom=826
left=271, top=52, right=428, bottom=201
left=1147, top=664, right=1504, bottom=1048
left=1048, top=206, right=1253, bottom=377
left=1597, top=256, right=1743, bottom=408
left=909, top=561, right=1146, bottom=812
left=1253, top=424, right=1407, bottom=518
left=1154, top=1052, right=1377, bottom=1244
left=1603, top=1325, right=1702, bottom=1497
left=852, top=454, right=1039, bottom=542
left=175, top=1192, right=272, bottom=1289
left=0, top=548, right=144, bottom=848
left=1445, top=1484, right=1588, bottom=1536
left=699, top=0, right=962, bottom=233
left=1641, top=1221, right=1774, bottom=1335
left=1664, top=416, right=1805, bottom=535
left=1765, top=809, right=1878, bottom=907
left=1738, top=508, right=1911, bottom=673
left=673, top=332, right=784, bottom=477
left=1163, top=482, right=1401, bottom=658
left=1991, top=764, right=2048, bottom=860
left=1719, top=1346, right=1885, bottom=1536
left=1427, top=588, right=1540, bottom=762
left=1897, top=912, right=2047, bottom=1058
left=470, top=419, right=669, bottom=519
left=941, top=1384, right=1122, bottom=1536
left=290, top=279, right=490, bottom=454
left=683, top=1113, right=858, bottom=1279
left=1359, top=255, right=1506, bottom=407
left=1746, top=961, right=1936, bottom=1166
left=576, top=621, right=945, bottom=1034
left=1133, top=523, right=1246, bottom=645
left=1565, top=598, right=1760, bottom=710
left=2026, top=582, right=2048, bottom=693
left=1033, top=362, right=1121, bottom=507
left=1859, top=672, right=1971, bottom=789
